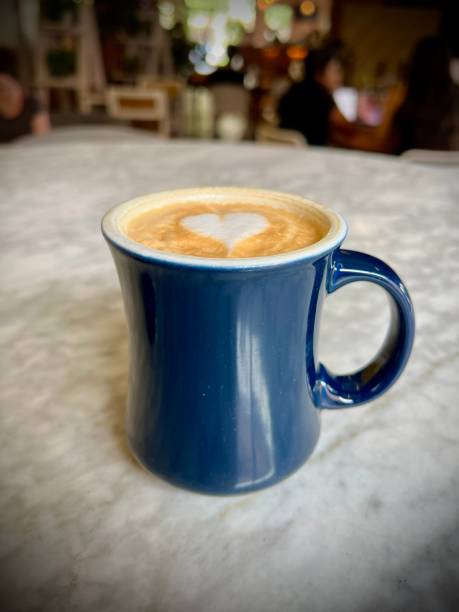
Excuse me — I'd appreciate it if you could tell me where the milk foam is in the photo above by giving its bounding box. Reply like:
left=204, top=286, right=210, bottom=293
left=181, top=212, right=269, bottom=252
left=123, top=199, right=328, bottom=258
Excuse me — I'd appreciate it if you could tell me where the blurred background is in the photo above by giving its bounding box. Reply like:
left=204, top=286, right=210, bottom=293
left=1, top=0, right=458, bottom=153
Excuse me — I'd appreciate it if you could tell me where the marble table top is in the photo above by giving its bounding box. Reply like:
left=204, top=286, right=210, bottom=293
left=1, top=137, right=458, bottom=612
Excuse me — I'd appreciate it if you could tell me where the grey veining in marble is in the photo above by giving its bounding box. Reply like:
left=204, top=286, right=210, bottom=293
left=1, top=136, right=459, bottom=612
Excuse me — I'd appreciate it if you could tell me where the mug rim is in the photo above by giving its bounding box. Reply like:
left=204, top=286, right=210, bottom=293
left=101, top=187, right=347, bottom=269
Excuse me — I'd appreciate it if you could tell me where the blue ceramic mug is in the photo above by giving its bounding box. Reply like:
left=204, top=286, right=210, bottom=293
left=102, top=188, right=414, bottom=496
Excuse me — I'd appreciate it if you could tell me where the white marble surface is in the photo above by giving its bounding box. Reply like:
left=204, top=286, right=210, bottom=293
left=1, top=138, right=459, bottom=612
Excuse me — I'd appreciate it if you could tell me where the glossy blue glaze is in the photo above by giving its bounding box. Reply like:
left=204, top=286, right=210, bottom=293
left=105, top=241, right=414, bottom=496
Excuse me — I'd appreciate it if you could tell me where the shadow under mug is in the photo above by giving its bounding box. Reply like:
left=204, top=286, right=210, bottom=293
left=102, top=187, right=415, bottom=496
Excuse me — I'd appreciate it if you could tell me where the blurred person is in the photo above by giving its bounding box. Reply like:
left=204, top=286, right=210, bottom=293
left=0, top=74, right=50, bottom=143
left=277, top=42, right=400, bottom=152
left=278, top=43, right=344, bottom=146
left=392, top=36, right=459, bottom=152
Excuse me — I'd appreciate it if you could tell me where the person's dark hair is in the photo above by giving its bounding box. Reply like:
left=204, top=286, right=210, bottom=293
left=304, top=42, right=344, bottom=82
left=404, top=36, right=453, bottom=110
left=395, top=36, right=457, bottom=151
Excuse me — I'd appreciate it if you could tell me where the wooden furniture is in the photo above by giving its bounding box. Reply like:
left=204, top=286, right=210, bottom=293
left=114, top=8, right=174, bottom=83
left=136, top=76, right=183, bottom=98
left=137, top=76, right=184, bottom=135
left=35, top=3, right=106, bottom=113
left=105, top=87, right=171, bottom=137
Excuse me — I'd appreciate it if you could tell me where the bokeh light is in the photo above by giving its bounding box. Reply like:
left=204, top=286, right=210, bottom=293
left=299, top=1, right=317, bottom=18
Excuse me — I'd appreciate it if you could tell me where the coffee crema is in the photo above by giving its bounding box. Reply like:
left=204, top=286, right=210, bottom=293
left=123, top=201, right=327, bottom=258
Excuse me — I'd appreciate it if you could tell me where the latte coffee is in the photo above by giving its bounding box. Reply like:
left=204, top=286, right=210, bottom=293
left=123, top=198, right=329, bottom=258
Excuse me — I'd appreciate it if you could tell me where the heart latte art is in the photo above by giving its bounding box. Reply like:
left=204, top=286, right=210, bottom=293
left=181, top=212, right=269, bottom=251
left=124, top=201, right=326, bottom=258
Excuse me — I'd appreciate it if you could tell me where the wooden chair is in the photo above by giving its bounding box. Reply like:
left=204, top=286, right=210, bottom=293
left=105, top=87, right=171, bottom=137
left=136, top=76, right=183, bottom=98
left=255, top=124, right=307, bottom=147
left=136, top=76, right=184, bottom=135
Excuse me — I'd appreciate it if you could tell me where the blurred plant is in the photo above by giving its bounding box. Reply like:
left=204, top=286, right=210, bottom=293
left=264, top=3, right=293, bottom=40
left=226, top=21, right=245, bottom=46
left=46, top=49, right=76, bottom=76
left=41, top=0, right=77, bottom=22
left=122, top=54, right=141, bottom=76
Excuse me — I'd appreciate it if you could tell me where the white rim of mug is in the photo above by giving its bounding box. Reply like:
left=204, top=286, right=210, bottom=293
left=101, top=187, right=348, bottom=269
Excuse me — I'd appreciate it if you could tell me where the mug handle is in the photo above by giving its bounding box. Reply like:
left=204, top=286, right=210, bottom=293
left=314, top=249, right=415, bottom=409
